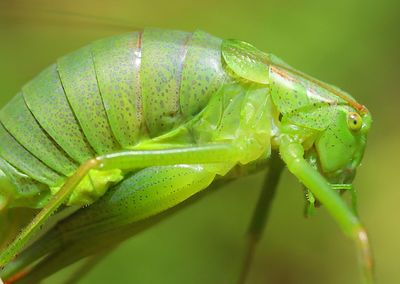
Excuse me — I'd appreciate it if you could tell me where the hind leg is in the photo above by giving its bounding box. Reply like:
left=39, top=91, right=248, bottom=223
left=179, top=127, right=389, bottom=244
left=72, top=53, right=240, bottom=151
left=3, top=162, right=231, bottom=283
left=0, top=144, right=239, bottom=268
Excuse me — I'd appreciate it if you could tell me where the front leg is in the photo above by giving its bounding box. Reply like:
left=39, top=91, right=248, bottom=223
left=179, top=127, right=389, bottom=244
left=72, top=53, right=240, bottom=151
left=279, top=137, right=374, bottom=284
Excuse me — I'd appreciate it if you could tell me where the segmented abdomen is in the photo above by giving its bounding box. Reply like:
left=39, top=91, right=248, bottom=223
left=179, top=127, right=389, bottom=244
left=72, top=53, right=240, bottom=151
left=0, top=29, right=228, bottom=209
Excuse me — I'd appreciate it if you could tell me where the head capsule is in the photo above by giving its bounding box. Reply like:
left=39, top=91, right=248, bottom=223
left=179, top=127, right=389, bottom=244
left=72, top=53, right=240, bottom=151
left=314, top=106, right=372, bottom=184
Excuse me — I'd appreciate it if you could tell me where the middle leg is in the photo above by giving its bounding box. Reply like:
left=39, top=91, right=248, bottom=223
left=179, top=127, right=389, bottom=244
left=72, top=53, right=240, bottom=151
left=237, top=152, right=284, bottom=284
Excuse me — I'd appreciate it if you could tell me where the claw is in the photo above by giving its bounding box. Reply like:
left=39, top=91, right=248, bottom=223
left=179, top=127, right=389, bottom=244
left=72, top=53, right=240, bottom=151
left=303, top=187, right=316, bottom=217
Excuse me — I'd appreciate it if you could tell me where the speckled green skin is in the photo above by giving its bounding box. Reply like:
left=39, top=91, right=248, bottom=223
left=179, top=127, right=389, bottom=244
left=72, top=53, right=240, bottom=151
left=0, top=29, right=233, bottom=209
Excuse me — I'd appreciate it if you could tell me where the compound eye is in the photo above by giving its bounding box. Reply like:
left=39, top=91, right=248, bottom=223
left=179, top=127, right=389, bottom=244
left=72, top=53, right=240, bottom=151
left=347, top=112, right=363, bottom=131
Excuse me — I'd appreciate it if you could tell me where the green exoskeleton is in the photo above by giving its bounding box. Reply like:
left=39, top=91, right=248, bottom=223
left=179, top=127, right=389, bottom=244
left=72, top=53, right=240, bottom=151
left=0, top=28, right=373, bottom=283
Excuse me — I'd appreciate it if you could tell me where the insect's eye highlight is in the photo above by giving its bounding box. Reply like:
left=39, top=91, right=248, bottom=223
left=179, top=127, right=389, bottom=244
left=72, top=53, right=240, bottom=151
left=347, top=112, right=363, bottom=131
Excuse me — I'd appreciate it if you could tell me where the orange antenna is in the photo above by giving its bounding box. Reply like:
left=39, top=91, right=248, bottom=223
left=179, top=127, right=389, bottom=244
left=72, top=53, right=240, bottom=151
left=0, top=6, right=137, bottom=32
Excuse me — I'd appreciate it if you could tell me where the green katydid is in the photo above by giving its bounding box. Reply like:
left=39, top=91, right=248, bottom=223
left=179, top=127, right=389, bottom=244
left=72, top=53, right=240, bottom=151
left=0, top=28, right=373, bottom=283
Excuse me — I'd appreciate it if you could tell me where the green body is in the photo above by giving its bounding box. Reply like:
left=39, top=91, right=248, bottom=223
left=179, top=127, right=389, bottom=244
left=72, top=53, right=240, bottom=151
left=0, top=29, right=246, bottom=209
left=0, top=28, right=372, bottom=283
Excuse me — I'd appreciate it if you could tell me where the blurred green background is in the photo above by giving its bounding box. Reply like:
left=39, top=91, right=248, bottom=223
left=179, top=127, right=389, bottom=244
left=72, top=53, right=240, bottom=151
left=0, top=0, right=399, bottom=283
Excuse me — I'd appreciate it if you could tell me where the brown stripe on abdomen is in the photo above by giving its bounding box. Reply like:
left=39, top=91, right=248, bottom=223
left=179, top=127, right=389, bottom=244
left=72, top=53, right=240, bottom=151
left=179, top=30, right=228, bottom=118
left=91, top=32, right=144, bottom=148
left=140, top=28, right=191, bottom=137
